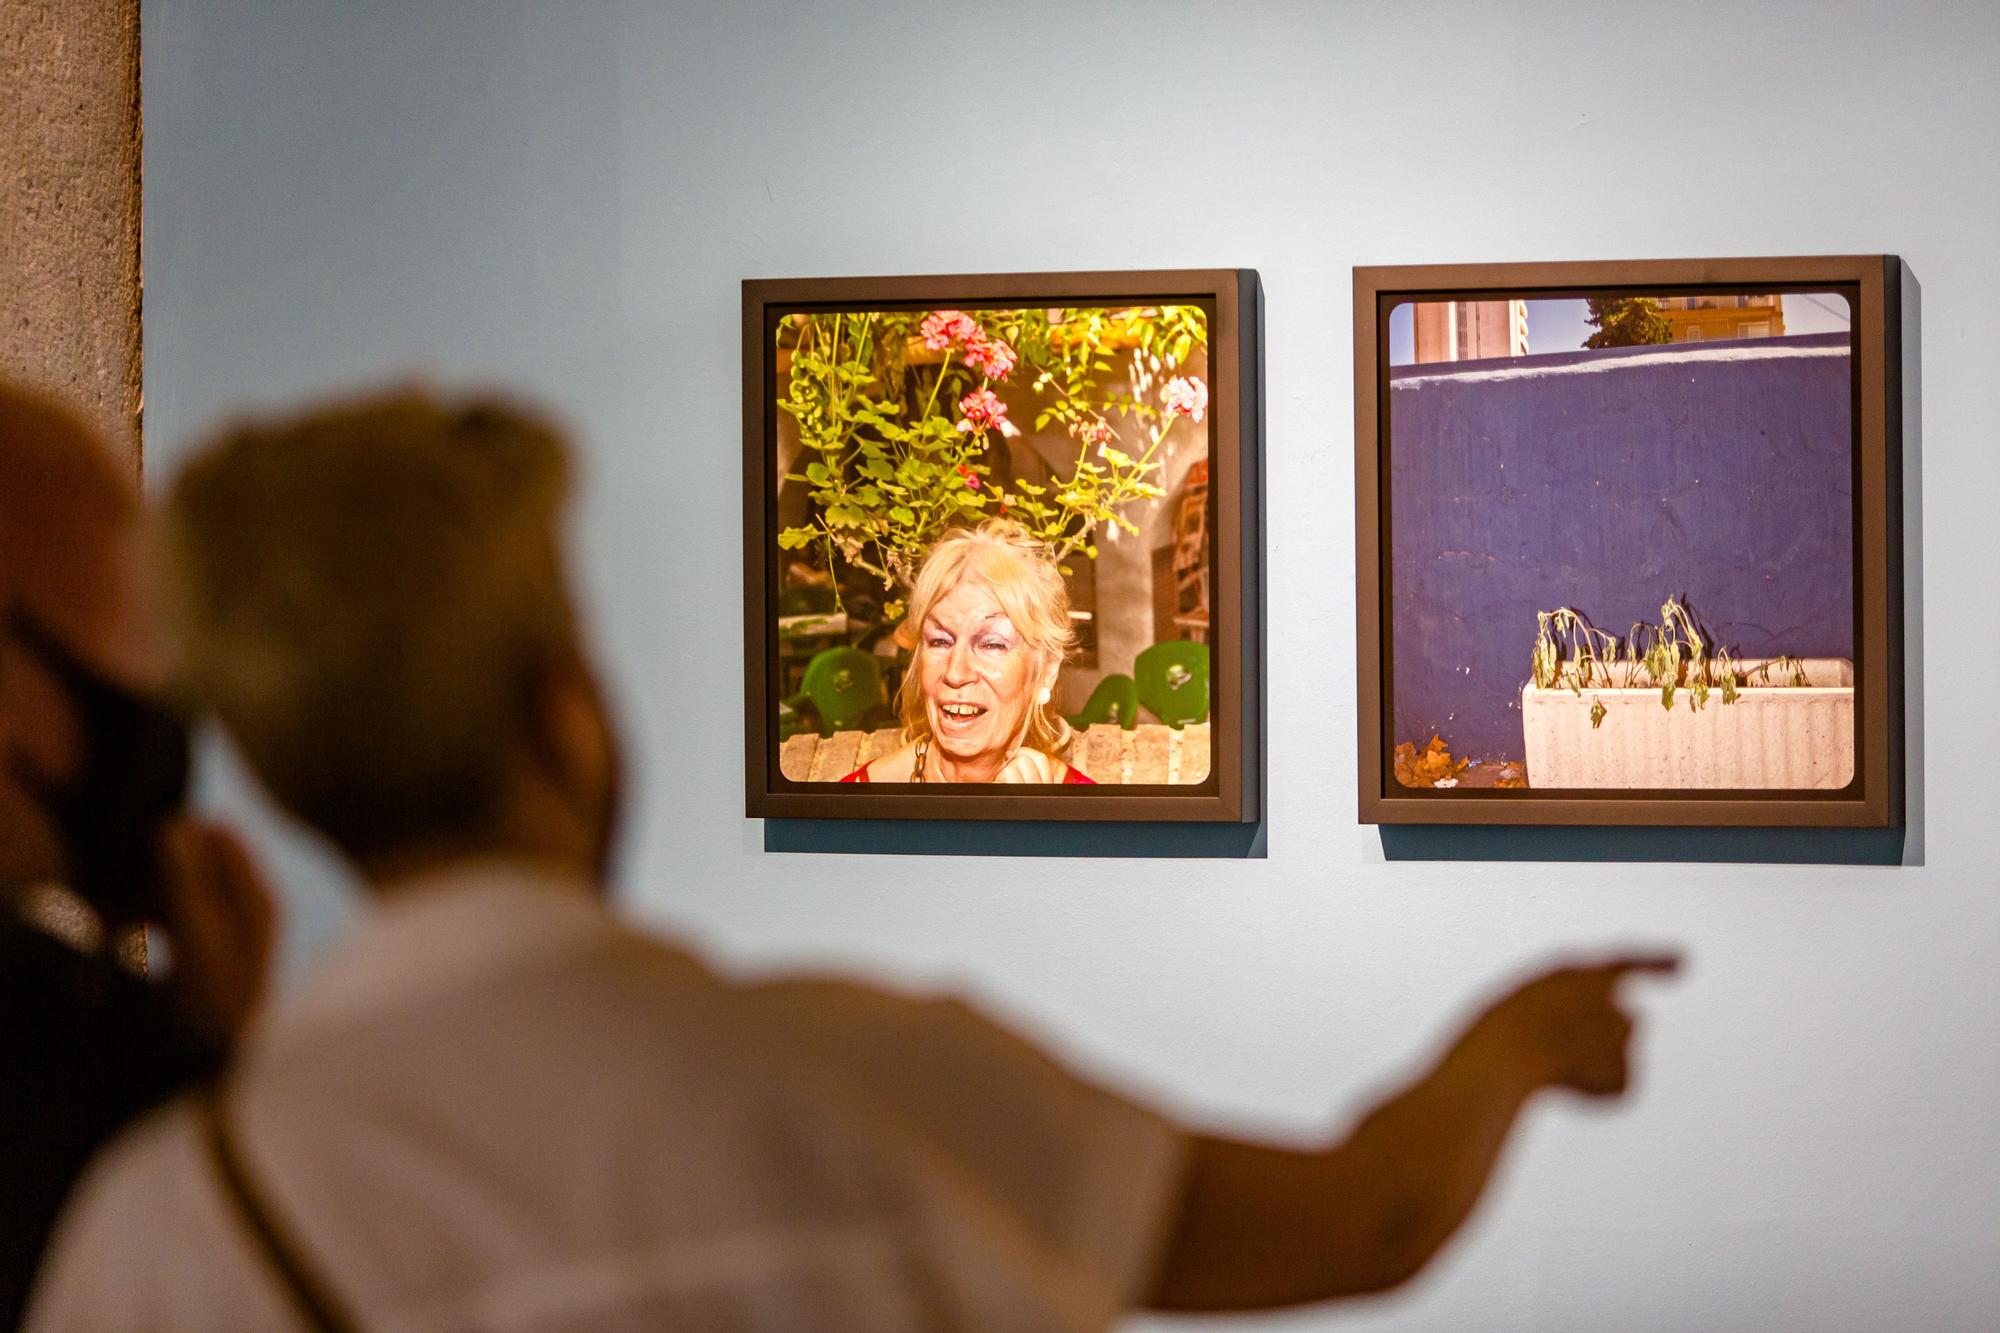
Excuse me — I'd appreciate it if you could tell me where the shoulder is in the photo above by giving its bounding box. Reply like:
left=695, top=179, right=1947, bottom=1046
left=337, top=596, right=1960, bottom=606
left=850, top=741, right=917, bottom=783
left=733, top=974, right=1188, bottom=1315
left=734, top=976, right=1035, bottom=1097
left=999, top=749, right=1093, bottom=784
left=736, top=973, right=1164, bottom=1148
left=51, top=1098, right=210, bottom=1238
left=24, top=1098, right=246, bottom=1329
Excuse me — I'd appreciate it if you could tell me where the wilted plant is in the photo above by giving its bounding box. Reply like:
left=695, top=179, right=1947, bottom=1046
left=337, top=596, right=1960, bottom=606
left=1530, top=598, right=1809, bottom=730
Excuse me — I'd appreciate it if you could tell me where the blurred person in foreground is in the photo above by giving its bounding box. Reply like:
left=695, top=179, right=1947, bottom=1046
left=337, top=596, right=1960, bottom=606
left=0, top=383, right=273, bottom=1326
left=30, top=391, right=1678, bottom=1331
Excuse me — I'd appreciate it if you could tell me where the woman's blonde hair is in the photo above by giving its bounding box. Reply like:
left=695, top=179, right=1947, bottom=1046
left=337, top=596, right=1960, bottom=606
left=897, top=519, right=1077, bottom=759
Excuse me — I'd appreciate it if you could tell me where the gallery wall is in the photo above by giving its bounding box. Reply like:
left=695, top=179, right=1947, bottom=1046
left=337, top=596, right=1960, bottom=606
left=143, top=3, right=1998, bottom=1330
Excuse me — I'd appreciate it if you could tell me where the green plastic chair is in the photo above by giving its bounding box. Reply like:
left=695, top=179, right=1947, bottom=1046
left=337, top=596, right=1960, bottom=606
left=781, top=646, right=884, bottom=737
left=1066, top=674, right=1139, bottom=731
left=1135, top=640, right=1210, bottom=728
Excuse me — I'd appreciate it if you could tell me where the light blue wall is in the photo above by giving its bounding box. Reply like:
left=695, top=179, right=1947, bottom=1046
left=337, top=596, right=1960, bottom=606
left=145, top=3, right=1999, bottom=1330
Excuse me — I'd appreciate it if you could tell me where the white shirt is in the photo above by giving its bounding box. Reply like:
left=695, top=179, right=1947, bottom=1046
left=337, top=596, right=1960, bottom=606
left=27, top=863, right=1185, bottom=1331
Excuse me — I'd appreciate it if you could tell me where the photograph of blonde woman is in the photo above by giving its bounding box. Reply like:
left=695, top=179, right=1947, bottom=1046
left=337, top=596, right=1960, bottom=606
left=769, top=299, right=1218, bottom=788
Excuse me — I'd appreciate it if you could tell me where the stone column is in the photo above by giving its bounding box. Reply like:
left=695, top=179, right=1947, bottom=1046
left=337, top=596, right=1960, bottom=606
left=1, top=0, right=142, bottom=471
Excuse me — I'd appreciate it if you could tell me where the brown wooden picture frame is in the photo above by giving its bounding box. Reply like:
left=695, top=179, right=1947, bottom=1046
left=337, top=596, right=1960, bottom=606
left=745, top=269, right=1263, bottom=822
left=1355, top=256, right=1904, bottom=828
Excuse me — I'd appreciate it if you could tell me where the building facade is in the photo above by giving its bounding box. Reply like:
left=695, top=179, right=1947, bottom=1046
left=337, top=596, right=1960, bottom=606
left=1412, top=299, right=1529, bottom=363
left=1659, top=293, right=1786, bottom=343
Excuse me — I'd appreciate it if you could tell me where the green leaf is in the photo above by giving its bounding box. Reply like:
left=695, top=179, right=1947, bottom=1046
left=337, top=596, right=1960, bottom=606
left=805, top=462, right=832, bottom=485
left=891, top=506, right=916, bottom=525
left=776, top=527, right=817, bottom=550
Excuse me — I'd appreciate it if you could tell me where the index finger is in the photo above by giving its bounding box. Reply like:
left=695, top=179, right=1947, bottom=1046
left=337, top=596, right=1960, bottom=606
left=1594, top=951, right=1683, bottom=980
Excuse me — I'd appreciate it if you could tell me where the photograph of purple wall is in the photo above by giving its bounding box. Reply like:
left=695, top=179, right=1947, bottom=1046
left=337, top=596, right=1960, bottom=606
left=1385, top=292, right=1857, bottom=792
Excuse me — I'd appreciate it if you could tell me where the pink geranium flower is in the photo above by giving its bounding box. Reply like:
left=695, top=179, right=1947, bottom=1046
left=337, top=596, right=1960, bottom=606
left=1162, top=376, right=1208, bottom=423
left=955, top=388, right=1008, bottom=434
left=920, top=309, right=979, bottom=351
left=962, top=333, right=1017, bottom=382
left=1079, top=420, right=1114, bottom=447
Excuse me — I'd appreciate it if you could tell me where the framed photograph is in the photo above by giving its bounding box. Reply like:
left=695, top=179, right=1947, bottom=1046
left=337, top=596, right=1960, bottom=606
left=1355, top=256, right=1904, bottom=827
left=744, top=269, right=1262, bottom=822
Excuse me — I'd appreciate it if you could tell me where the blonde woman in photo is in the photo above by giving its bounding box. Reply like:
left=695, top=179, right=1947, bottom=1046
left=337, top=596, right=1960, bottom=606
left=842, top=519, right=1093, bottom=785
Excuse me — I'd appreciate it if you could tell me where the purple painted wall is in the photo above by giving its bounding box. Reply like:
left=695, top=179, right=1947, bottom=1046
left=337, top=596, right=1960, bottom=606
left=1389, top=333, right=1853, bottom=761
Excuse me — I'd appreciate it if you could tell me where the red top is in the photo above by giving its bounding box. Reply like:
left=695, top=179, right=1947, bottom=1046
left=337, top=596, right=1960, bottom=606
left=841, top=763, right=1096, bottom=784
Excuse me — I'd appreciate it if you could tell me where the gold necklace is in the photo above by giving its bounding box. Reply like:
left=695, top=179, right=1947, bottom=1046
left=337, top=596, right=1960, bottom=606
left=913, top=737, right=928, bottom=783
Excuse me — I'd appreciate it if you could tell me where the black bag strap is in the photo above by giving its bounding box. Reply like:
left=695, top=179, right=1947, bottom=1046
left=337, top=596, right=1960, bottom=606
left=197, top=1084, right=360, bottom=1333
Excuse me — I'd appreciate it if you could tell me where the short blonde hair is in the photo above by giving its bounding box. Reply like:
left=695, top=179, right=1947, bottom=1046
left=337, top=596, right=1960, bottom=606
left=162, top=391, right=576, bottom=861
left=896, top=519, right=1077, bottom=759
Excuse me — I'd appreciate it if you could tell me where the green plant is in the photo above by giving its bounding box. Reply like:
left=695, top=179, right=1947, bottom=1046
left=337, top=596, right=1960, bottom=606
left=1530, top=598, right=1809, bottom=730
left=775, top=305, right=1208, bottom=624
left=1582, top=296, right=1673, bottom=349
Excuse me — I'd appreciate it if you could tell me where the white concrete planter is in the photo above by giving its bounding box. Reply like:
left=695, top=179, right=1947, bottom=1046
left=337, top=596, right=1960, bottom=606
left=1520, top=658, right=1854, bottom=789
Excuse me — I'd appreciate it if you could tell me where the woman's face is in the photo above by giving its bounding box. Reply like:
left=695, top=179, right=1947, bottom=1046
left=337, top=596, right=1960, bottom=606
left=918, top=577, right=1043, bottom=772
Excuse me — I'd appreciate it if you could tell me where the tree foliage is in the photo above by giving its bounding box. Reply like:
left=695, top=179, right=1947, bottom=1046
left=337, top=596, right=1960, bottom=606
left=776, top=305, right=1207, bottom=626
left=1582, top=296, right=1672, bottom=349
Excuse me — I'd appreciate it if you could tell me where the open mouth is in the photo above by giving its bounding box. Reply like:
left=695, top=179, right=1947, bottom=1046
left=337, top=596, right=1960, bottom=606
left=937, top=701, right=987, bottom=724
